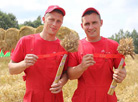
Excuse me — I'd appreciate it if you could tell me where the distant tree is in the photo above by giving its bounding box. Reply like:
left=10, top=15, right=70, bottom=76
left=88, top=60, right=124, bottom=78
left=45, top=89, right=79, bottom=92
left=0, top=10, right=19, bottom=29
left=109, top=29, right=138, bottom=54
left=131, top=29, right=138, bottom=53
left=109, top=29, right=125, bottom=43
left=21, top=16, right=42, bottom=28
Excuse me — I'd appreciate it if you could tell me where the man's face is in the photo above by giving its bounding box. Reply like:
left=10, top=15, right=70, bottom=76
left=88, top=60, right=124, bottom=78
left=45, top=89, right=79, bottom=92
left=43, top=11, right=63, bottom=35
left=81, top=13, right=103, bottom=42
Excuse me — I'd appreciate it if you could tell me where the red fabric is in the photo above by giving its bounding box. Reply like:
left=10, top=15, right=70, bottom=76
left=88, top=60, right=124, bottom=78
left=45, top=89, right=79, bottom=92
left=44, top=5, right=65, bottom=16
left=11, top=34, right=67, bottom=102
left=93, top=53, right=124, bottom=58
left=68, top=37, right=125, bottom=102
left=4, top=50, right=9, bottom=55
left=38, top=51, right=67, bottom=59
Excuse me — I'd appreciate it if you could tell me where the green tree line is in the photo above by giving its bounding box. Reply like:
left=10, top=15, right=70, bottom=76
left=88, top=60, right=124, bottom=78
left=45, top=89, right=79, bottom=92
left=0, top=10, right=42, bottom=29
left=0, top=10, right=138, bottom=53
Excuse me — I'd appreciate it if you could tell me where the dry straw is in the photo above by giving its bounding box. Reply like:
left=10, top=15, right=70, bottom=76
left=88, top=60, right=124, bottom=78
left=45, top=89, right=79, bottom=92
left=0, top=28, right=5, bottom=40
left=19, top=26, right=36, bottom=39
left=5, top=28, right=19, bottom=51
left=0, top=40, right=7, bottom=52
left=35, top=25, right=44, bottom=33
left=60, top=32, right=79, bottom=52
left=57, top=26, right=72, bottom=40
left=108, top=37, right=135, bottom=95
left=117, top=38, right=135, bottom=59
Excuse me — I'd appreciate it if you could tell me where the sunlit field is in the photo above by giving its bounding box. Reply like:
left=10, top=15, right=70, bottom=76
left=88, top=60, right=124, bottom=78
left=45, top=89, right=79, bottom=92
left=0, top=55, right=138, bottom=102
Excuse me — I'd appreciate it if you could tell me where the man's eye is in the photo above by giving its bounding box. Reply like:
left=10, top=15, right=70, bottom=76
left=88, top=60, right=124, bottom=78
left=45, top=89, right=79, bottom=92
left=93, top=21, right=97, bottom=24
left=85, top=23, right=89, bottom=26
left=49, top=19, right=54, bottom=21
left=57, top=20, right=61, bottom=23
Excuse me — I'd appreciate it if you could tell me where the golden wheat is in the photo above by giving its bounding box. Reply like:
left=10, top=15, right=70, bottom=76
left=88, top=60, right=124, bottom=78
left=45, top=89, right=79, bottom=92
left=0, top=55, right=138, bottom=102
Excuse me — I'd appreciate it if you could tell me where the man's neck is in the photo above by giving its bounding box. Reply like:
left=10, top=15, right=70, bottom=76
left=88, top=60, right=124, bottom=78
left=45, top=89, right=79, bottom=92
left=40, top=32, right=57, bottom=41
left=86, top=36, right=101, bottom=42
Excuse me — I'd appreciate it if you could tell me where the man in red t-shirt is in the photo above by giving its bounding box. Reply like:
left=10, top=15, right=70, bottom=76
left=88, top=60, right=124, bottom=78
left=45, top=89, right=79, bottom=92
left=8, top=5, right=68, bottom=102
left=67, top=7, right=126, bottom=102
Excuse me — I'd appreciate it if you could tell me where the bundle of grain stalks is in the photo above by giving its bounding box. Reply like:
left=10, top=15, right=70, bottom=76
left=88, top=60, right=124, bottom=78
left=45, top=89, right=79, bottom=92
left=19, top=26, right=36, bottom=38
left=70, top=30, right=79, bottom=37
left=108, top=37, right=135, bottom=95
left=60, top=32, right=79, bottom=52
left=5, top=28, right=19, bottom=51
left=35, top=25, right=44, bottom=33
left=117, top=38, right=135, bottom=58
left=0, top=28, right=5, bottom=40
left=53, top=32, right=79, bottom=83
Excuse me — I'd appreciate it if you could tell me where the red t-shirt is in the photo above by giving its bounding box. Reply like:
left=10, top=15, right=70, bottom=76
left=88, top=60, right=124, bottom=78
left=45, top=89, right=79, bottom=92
left=11, top=34, right=67, bottom=102
left=68, top=37, right=124, bottom=102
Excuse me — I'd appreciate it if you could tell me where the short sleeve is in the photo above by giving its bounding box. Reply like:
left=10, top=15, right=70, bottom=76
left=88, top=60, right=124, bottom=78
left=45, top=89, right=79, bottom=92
left=11, top=37, right=25, bottom=62
left=68, top=52, right=79, bottom=67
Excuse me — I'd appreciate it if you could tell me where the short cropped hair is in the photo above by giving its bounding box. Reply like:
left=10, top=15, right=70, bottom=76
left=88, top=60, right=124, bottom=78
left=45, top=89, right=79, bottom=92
left=82, top=10, right=101, bottom=22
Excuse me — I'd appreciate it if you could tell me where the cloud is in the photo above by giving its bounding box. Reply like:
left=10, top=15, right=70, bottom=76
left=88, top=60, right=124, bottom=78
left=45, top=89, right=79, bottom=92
left=124, top=10, right=138, bottom=31
left=0, top=0, right=137, bottom=39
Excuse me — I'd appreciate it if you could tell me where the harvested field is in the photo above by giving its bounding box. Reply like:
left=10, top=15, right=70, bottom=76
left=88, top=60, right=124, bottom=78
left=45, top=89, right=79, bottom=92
left=0, top=55, right=138, bottom=102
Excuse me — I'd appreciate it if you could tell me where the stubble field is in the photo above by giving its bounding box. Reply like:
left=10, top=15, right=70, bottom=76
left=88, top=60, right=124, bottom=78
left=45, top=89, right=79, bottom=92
left=0, top=55, right=138, bottom=102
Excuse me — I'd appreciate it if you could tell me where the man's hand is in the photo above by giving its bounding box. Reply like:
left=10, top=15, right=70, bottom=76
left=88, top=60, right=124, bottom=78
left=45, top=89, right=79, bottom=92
left=50, top=72, right=68, bottom=94
left=8, top=54, right=38, bottom=75
left=50, top=81, right=63, bottom=94
left=80, top=54, right=95, bottom=71
left=24, top=54, right=38, bottom=68
left=113, top=67, right=126, bottom=83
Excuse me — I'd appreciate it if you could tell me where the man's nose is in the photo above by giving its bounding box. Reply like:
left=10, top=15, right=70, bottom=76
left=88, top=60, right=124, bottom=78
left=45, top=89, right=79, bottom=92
left=89, top=24, right=94, bottom=29
left=52, top=21, right=57, bottom=26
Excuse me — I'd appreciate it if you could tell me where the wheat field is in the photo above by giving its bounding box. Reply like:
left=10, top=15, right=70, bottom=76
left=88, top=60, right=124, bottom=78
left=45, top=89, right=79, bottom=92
left=0, top=55, right=138, bottom=102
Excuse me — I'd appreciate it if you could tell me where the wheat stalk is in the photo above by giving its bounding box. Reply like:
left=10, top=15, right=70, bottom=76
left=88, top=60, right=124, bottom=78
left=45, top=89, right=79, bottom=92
left=108, top=37, right=135, bottom=95
left=53, top=32, right=79, bottom=83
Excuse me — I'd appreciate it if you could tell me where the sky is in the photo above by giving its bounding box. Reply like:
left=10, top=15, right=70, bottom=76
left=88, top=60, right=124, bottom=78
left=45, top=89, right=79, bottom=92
left=0, top=0, right=138, bottom=39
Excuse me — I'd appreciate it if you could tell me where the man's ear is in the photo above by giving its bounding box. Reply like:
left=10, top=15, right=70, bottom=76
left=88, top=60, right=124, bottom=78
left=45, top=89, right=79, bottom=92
left=42, top=17, right=45, bottom=23
left=100, top=19, right=103, bottom=27
left=81, top=23, right=83, bottom=29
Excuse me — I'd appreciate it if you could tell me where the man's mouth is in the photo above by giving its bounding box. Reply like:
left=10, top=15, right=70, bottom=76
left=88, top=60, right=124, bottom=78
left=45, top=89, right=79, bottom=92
left=88, top=29, right=96, bottom=33
left=51, top=27, right=57, bottom=31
